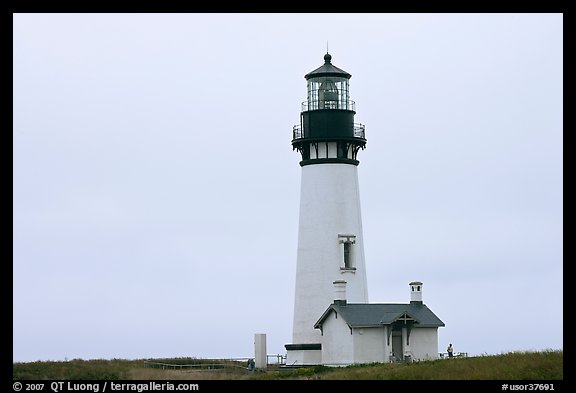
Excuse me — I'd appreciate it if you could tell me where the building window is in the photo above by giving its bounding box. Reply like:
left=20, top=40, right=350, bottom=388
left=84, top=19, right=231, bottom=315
left=338, top=234, right=356, bottom=270
left=302, top=145, right=310, bottom=160
left=344, top=242, right=352, bottom=268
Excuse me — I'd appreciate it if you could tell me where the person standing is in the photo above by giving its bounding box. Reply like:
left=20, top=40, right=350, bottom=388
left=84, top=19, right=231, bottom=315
left=447, top=343, right=454, bottom=358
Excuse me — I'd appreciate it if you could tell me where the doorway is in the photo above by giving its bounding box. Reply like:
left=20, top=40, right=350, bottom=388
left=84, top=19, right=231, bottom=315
left=392, top=333, right=403, bottom=361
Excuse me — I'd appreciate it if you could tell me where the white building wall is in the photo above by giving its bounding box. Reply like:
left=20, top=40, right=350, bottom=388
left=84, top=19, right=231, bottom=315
left=327, top=142, right=337, bottom=158
left=316, top=143, right=326, bottom=159
left=309, top=142, right=339, bottom=159
left=383, top=325, right=392, bottom=361
left=292, top=164, right=369, bottom=344
left=320, top=322, right=439, bottom=365
left=352, top=327, right=386, bottom=364
left=408, top=328, right=440, bottom=361
left=286, top=349, right=322, bottom=366
left=320, top=311, right=354, bottom=365
left=402, top=327, right=410, bottom=358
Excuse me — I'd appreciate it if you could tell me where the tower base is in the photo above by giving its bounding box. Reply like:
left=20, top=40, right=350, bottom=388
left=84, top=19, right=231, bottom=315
left=285, top=343, right=322, bottom=366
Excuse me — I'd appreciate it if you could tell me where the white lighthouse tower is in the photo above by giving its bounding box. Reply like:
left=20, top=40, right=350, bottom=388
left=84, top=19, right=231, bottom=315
left=285, top=53, right=369, bottom=365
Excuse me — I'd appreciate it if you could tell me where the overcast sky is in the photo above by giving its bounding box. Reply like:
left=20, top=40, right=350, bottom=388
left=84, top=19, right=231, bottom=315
left=13, top=13, right=562, bottom=363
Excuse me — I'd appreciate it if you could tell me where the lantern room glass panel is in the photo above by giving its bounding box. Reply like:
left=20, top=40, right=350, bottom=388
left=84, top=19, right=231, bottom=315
left=307, top=77, right=350, bottom=111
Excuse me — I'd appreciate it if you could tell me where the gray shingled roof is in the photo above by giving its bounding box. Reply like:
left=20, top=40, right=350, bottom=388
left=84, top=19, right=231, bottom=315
left=314, top=303, right=445, bottom=329
left=305, top=54, right=352, bottom=80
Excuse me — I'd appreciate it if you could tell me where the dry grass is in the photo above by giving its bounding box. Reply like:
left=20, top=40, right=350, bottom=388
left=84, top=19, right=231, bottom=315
left=127, top=367, right=253, bottom=380
left=255, top=350, right=563, bottom=380
left=13, top=350, right=562, bottom=380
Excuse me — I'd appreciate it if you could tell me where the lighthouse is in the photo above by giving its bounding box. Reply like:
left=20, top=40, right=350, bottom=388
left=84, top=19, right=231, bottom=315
left=285, top=53, right=369, bottom=365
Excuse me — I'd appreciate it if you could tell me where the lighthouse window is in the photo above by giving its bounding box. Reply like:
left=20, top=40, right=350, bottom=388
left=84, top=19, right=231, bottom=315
left=337, top=142, right=350, bottom=159
left=302, top=145, right=310, bottom=160
left=344, top=242, right=352, bottom=268
left=338, top=234, right=356, bottom=270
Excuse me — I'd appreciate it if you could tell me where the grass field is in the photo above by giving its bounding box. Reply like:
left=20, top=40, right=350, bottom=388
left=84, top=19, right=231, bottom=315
left=13, top=350, right=562, bottom=380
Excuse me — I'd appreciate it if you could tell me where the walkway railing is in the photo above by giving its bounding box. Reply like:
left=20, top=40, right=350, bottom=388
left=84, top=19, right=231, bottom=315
left=267, top=354, right=286, bottom=365
left=292, top=124, right=365, bottom=140
left=301, top=99, right=356, bottom=112
left=144, top=354, right=286, bottom=371
left=143, top=360, right=248, bottom=371
left=439, top=352, right=468, bottom=359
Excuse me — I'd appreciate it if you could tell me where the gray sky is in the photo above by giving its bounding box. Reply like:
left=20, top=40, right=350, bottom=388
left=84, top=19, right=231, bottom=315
left=13, top=13, right=563, bottom=362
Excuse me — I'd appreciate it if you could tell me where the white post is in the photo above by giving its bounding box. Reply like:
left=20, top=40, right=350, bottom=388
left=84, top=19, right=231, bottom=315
left=254, top=333, right=267, bottom=369
left=401, top=327, right=408, bottom=360
left=383, top=325, right=391, bottom=362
